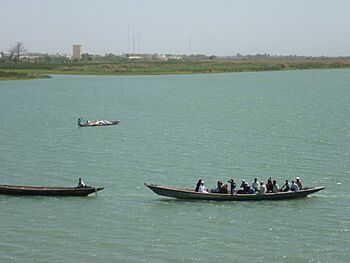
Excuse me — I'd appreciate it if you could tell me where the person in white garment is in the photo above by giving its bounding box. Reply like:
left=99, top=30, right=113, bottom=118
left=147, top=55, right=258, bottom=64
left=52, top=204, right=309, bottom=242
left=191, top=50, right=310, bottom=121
left=290, top=180, right=300, bottom=192
left=198, top=181, right=208, bottom=193
left=272, top=180, right=279, bottom=193
left=251, top=178, right=259, bottom=192
left=295, top=177, right=303, bottom=190
left=257, top=181, right=266, bottom=195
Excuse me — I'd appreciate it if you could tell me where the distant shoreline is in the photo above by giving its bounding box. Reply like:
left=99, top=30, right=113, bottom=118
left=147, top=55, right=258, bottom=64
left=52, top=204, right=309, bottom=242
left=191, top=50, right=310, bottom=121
left=1, top=58, right=350, bottom=80
left=0, top=71, right=51, bottom=80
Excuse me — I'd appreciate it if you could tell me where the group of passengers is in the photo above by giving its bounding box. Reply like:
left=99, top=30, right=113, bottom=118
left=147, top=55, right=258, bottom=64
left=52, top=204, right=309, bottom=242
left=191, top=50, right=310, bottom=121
left=194, top=177, right=303, bottom=195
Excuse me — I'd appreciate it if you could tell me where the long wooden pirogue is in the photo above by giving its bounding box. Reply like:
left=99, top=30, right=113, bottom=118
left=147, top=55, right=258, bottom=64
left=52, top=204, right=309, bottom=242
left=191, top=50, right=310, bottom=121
left=144, top=183, right=325, bottom=201
left=0, top=184, right=104, bottom=197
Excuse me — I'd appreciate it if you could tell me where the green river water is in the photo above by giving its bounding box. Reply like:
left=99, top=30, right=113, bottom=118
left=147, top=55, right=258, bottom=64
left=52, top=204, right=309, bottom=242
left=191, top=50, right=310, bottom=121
left=0, top=69, right=349, bottom=262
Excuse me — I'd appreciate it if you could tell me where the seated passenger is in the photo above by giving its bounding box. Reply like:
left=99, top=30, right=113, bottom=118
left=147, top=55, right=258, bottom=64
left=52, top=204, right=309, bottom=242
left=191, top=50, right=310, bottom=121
left=257, top=181, right=266, bottom=195
left=195, top=178, right=202, bottom=192
left=77, top=178, right=86, bottom=188
left=245, top=184, right=255, bottom=194
left=290, top=180, right=300, bottom=192
left=272, top=180, right=279, bottom=193
left=266, top=178, right=273, bottom=193
left=214, top=181, right=223, bottom=192
left=240, top=180, right=246, bottom=189
left=198, top=181, right=208, bottom=193
left=238, top=183, right=255, bottom=194
left=296, top=177, right=303, bottom=190
left=281, top=180, right=290, bottom=192
left=251, top=178, right=259, bottom=192
left=237, top=181, right=247, bottom=194
left=211, top=181, right=228, bottom=194
left=219, top=184, right=228, bottom=194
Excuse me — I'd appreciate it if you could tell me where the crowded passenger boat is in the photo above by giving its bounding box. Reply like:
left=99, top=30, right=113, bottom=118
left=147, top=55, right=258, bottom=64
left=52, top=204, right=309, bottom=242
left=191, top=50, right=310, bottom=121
left=144, top=176, right=324, bottom=201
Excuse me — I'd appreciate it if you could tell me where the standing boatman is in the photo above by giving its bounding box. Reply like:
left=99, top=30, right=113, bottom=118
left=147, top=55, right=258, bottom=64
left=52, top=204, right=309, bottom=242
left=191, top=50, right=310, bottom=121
left=228, top=179, right=236, bottom=195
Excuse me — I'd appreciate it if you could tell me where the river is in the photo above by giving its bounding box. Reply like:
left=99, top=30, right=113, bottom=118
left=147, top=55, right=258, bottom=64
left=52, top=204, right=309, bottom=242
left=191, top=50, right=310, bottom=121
left=0, top=69, right=349, bottom=262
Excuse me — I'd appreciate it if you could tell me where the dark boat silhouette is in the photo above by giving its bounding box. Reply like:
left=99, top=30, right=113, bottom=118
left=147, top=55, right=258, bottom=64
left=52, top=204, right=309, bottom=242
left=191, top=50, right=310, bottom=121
left=0, top=184, right=104, bottom=197
left=144, top=183, right=325, bottom=201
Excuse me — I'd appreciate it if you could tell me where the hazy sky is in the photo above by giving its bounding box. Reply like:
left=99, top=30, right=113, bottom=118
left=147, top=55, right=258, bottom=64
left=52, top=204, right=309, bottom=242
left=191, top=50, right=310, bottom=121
left=1, top=0, right=349, bottom=56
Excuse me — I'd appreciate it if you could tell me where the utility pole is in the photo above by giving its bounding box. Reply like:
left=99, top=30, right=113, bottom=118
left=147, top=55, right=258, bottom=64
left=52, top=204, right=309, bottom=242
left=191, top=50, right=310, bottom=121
left=127, top=26, right=130, bottom=53
left=138, top=31, right=141, bottom=54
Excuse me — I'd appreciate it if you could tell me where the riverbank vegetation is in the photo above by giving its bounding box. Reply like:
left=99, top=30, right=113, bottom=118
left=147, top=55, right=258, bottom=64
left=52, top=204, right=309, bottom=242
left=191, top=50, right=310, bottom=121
left=1, top=55, right=350, bottom=79
left=0, top=70, right=50, bottom=80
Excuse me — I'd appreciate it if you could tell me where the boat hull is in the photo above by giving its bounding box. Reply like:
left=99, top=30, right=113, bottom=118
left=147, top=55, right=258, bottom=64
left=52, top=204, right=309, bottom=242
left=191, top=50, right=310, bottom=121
left=0, top=185, right=104, bottom=197
left=78, top=120, right=120, bottom=127
left=144, top=183, right=325, bottom=201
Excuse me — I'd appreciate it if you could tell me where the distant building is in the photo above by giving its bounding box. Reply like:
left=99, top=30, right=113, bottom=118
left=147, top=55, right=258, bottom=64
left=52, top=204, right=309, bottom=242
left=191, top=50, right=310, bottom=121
left=72, top=45, right=82, bottom=59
